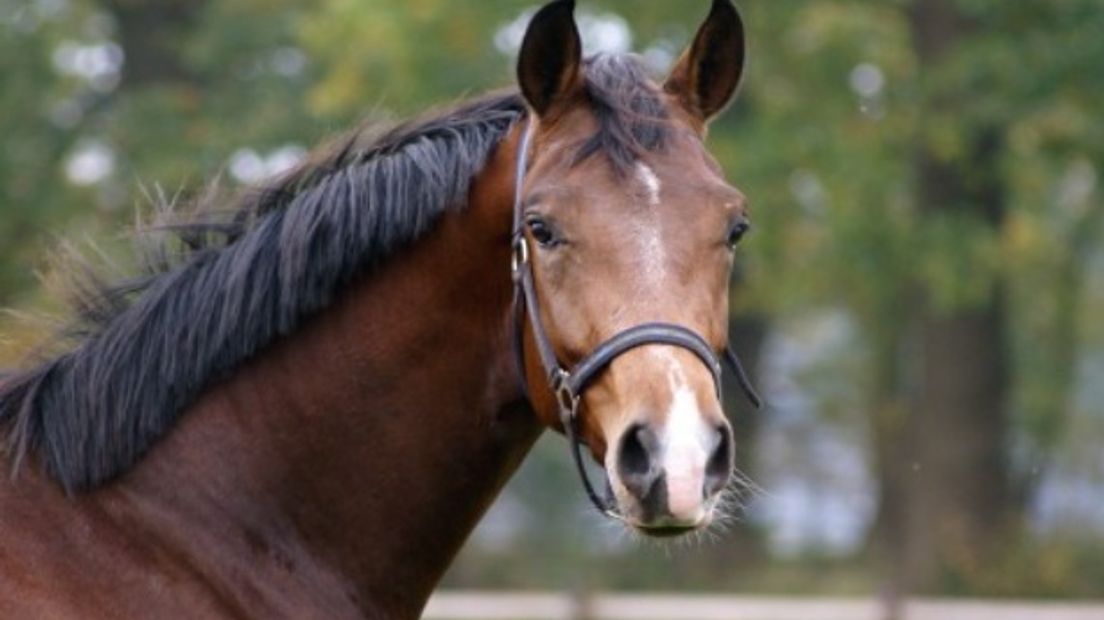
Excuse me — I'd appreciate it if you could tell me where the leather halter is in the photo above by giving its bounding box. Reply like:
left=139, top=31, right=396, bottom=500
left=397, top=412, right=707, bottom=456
left=510, top=119, right=762, bottom=518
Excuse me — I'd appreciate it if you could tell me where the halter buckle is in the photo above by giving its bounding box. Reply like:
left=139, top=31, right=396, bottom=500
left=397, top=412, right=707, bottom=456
left=510, top=235, right=530, bottom=280
left=550, top=369, right=578, bottom=416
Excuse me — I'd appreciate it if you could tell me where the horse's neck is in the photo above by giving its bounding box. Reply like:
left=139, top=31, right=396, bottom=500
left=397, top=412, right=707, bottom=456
left=101, top=127, right=539, bottom=616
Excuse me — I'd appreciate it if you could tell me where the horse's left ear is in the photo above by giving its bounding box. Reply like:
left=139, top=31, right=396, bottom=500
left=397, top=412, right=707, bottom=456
left=517, top=0, right=583, bottom=119
left=664, top=0, right=747, bottom=127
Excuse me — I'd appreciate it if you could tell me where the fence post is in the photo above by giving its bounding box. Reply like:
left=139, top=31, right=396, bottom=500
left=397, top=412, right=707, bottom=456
left=569, top=587, right=595, bottom=620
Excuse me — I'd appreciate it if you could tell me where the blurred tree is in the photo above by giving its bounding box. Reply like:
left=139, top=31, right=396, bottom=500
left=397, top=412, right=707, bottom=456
left=896, top=0, right=1104, bottom=596
left=897, top=0, right=1014, bottom=594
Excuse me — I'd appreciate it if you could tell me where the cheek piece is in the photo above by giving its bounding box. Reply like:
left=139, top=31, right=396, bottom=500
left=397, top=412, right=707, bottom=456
left=509, top=119, right=762, bottom=519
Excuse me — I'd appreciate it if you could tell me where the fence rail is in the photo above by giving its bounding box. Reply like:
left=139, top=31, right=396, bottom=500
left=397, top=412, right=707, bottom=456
left=423, top=592, right=1104, bottom=620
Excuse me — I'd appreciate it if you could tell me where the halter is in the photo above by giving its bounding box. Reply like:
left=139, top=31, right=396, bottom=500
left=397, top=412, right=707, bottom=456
left=510, top=119, right=762, bottom=518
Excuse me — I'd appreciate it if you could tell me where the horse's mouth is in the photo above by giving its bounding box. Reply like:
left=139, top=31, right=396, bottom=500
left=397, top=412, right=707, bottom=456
left=602, top=471, right=715, bottom=537
left=618, top=501, right=714, bottom=537
left=632, top=523, right=701, bottom=538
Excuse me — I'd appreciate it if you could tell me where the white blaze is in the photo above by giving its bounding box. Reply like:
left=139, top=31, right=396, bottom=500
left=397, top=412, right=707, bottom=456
left=634, top=163, right=666, bottom=282
left=657, top=350, right=712, bottom=522
left=635, top=162, right=662, bottom=207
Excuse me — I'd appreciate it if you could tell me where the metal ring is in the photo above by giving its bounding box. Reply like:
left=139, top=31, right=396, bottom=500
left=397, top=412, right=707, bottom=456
left=550, top=369, right=578, bottom=415
left=510, top=235, right=530, bottom=278
left=556, top=383, right=578, bottom=415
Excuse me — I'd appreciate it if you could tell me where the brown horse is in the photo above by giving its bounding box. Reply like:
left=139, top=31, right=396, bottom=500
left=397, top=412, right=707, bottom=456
left=0, top=1, right=754, bottom=617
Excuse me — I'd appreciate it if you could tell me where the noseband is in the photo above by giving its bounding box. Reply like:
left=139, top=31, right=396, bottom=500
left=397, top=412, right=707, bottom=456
left=510, top=120, right=762, bottom=518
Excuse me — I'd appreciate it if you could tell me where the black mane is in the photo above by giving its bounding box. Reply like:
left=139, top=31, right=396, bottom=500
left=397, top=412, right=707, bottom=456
left=0, top=54, right=671, bottom=492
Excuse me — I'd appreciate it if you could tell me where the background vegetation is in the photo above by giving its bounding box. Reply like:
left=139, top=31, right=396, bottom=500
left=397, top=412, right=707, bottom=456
left=1, top=0, right=1101, bottom=601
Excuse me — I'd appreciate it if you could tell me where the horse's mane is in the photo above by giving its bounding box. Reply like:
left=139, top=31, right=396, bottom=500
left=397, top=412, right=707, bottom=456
left=0, top=54, right=671, bottom=492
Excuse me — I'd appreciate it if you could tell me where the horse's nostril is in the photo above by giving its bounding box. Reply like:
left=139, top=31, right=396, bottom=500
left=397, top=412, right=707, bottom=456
left=618, top=424, right=652, bottom=478
left=616, top=423, right=660, bottom=498
left=704, top=424, right=734, bottom=498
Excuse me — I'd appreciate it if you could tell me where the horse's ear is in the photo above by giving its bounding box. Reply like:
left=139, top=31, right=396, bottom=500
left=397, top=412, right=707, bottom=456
left=664, top=0, right=747, bottom=126
left=517, top=0, right=583, bottom=118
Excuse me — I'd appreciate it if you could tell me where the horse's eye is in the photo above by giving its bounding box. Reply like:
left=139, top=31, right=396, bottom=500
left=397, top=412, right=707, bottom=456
left=527, top=218, right=559, bottom=248
left=726, top=219, right=751, bottom=249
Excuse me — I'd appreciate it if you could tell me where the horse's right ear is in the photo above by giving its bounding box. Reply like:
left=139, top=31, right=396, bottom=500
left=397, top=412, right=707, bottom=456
left=517, top=0, right=582, bottom=119
left=664, top=0, right=747, bottom=127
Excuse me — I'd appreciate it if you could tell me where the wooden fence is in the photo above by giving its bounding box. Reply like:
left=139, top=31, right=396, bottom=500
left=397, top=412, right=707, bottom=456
left=424, top=592, right=1104, bottom=620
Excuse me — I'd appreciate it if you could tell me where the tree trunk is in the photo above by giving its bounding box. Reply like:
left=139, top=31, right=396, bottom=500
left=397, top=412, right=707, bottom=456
left=897, top=0, right=1015, bottom=594
left=102, top=0, right=205, bottom=87
left=867, top=313, right=910, bottom=614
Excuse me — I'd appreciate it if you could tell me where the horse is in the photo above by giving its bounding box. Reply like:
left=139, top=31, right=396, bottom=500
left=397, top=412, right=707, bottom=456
left=0, top=0, right=756, bottom=617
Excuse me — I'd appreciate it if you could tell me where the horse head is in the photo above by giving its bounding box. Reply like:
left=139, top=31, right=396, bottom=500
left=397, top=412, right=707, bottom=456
left=513, top=0, right=753, bottom=535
